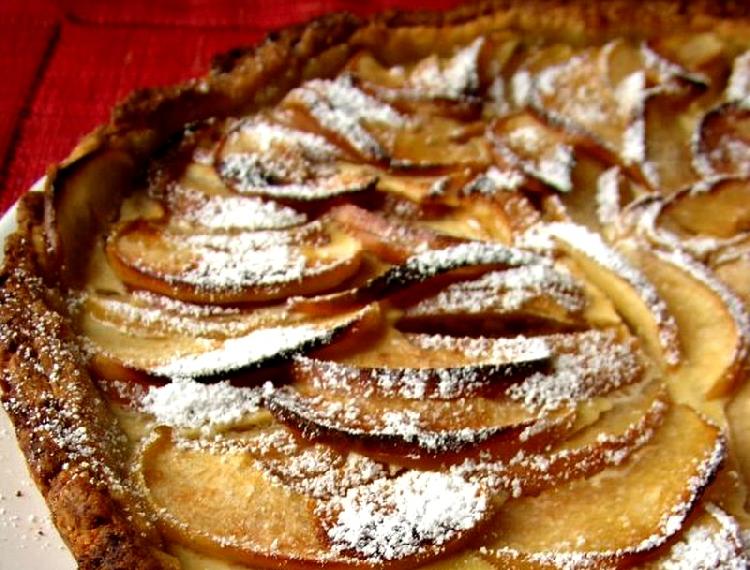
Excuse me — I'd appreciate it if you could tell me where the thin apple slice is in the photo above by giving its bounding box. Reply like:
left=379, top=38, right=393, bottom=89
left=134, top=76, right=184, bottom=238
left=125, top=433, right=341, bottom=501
left=478, top=405, right=725, bottom=568
left=292, top=241, right=546, bottom=314
left=388, top=117, right=492, bottom=170
left=454, top=381, right=668, bottom=498
left=138, top=426, right=494, bottom=568
left=282, top=75, right=407, bottom=162
left=488, top=113, right=575, bottom=193
left=398, top=265, right=588, bottom=336
left=291, top=333, right=552, bottom=400
left=627, top=247, right=750, bottom=404
left=529, top=42, right=646, bottom=166
left=623, top=178, right=750, bottom=259
left=46, top=148, right=137, bottom=285
left=106, top=220, right=362, bottom=304
left=215, top=118, right=378, bottom=201
left=267, top=384, right=575, bottom=464
left=328, top=204, right=466, bottom=264
left=643, top=89, right=702, bottom=192
left=642, top=503, right=749, bottom=568
left=165, top=184, right=307, bottom=233
left=525, top=222, right=680, bottom=367
left=347, top=38, right=485, bottom=113
left=661, top=177, right=750, bottom=239
left=80, top=302, right=379, bottom=383
left=693, top=103, right=750, bottom=178
left=270, top=329, right=644, bottom=462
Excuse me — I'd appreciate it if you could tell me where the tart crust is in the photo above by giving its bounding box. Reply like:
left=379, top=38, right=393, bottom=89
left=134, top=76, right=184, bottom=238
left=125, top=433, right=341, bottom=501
left=2, top=2, right=750, bottom=569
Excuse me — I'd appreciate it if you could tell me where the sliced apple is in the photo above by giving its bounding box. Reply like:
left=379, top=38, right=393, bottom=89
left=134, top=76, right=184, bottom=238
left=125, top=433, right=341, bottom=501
left=291, top=333, right=552, bottom=400
left=80, top=301, right=380, bottom=383
left=267, top=384, right=575, bottom=464
left=270, top=329, right=644, bottom=462
left=215, top=118, right=378, bottom=201
left=478, top=405, right=725, bottom=567
left=106, top=220, right=362, bottom=304
left=328, top=204, right=466, bottom=264
left=292, top=241, right=546, bottom=314
left=643, top=89, right=702, bottom=192
left=662, top=177, right=750, bottom=239
left=282, top=75, right=407, bottom=162
left=347, top=38, right=485, bottom=116
left=627, top=247, right=750, bottom=405
left=488, top=113, right=575, bottom=193
left=398, top=265, right=588, bottom=336
left=693, top=103, right=750, bottom=178
left=642, top=503, right=749, bottom=568
left=166, top=185, right=308, bottom=233
left=455, top=381, right=669, bottom=498
left=528, top=222, right=680, bottom=367
left=388, top=117, right=493, bottom=170
left=138, top=426, right=494, bottom=568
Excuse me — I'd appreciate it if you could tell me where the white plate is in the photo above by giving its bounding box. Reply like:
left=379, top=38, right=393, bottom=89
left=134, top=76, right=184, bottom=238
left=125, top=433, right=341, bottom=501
left=0, top=181, right=76, bottom=570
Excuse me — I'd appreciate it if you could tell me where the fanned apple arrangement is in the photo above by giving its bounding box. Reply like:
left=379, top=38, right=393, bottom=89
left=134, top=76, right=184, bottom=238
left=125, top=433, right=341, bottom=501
left=6, top=14, right=750, bottom=570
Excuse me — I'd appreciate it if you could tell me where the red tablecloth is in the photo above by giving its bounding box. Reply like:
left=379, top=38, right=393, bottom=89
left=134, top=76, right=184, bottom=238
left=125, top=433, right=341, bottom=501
left=0, top=0, right=465, bottom=214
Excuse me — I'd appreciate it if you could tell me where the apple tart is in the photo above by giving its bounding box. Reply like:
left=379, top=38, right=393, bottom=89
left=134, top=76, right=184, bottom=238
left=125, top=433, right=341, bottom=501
left=3, top=1, right=750, bottom=569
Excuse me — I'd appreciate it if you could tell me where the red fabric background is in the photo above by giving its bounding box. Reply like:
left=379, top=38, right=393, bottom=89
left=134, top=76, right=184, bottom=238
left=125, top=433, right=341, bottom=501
left=0, top=0, right=465, bottom=213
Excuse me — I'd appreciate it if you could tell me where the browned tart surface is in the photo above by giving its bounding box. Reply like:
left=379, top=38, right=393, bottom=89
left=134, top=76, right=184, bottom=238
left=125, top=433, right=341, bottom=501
left=2, top=1, right=750, bottom=568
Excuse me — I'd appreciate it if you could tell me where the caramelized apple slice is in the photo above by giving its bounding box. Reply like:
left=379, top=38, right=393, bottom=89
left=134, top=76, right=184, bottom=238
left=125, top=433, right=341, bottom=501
left=138, top=426, right=494, bottom=568
left=529, top=43, right=646, bottom=166
left=166, top=184, right=307, bottom=233
left=662, top=177, right=750, bottom=239
left=106, top=220, right=362, bottom=304
left=282, top=75, right=406, bottom=162
left=46, top=148, right=137, bottom=285
left=478, top=405, right=725, bottom=567
left=215, top=118, right=378, bottom=200
left=528, top=222, right=680, bottom=367
left=399, top=265, right=588, bottom=336
left=489, top=113, right=575, bottom=193
left=328, top=204, right=465, bottom=264
left=385, top=112, right=492, bottom=171
left=726, top=50, right=750, bottom=106
left=270, top=329, right=644, bottom=462
left=455, top=382, right=668, bottom=498
left=293, top=242, right=545, bottom=314
left=694, top=103, right=750, bottom=177
left=347, top=38, right=485, bottom=113
left=643, top=89, right=702, bottom=192
left=267, top=384, right=575, bottom=464
left=627, top=247, right=750, bottom=403
left=81, top=303, right=379, bottom=382
left=291, top=334, right=552, bottom=399
left=643, top=503, right=749, bottom=568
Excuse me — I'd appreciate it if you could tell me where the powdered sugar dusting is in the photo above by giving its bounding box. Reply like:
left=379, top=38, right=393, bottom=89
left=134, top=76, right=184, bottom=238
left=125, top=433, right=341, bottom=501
left=407, top=37, right=484, bottom=100
left=659, top=504, right=748, bottom=569
left=140, top=380, right=271, bottom=434
left=404, top=264, right=586, bottom=318
left=321, top=470, right=487, bottom=561
left=726, top=51, right=750, bottom=107
left=526, top=222, right=680, bottom=365
left=171, top=189, right=306, bottom=231
left=150, top=323, right=340, bottom=379
left=506, top=330, right=644, bottom=411
left=286, top=75, right=405, bottom=160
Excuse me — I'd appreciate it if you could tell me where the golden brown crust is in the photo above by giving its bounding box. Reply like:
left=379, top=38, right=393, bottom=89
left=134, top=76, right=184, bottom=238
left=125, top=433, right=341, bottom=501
left=1, top=194, right=168, bottom=569
left=2, top=1, right=750, bottom=568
